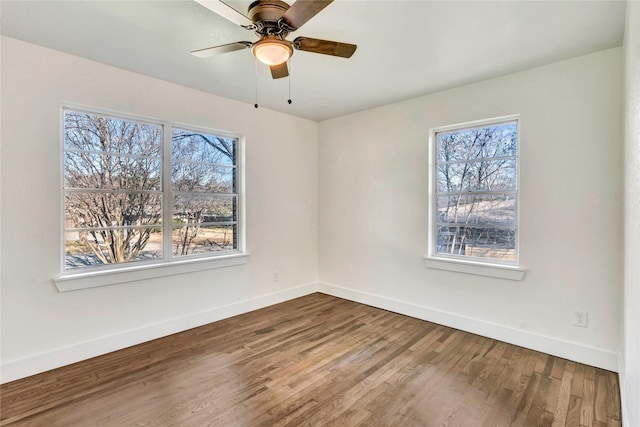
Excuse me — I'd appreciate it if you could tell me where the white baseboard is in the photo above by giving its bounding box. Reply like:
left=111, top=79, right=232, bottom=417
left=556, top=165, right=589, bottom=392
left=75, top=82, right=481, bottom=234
left=0, top=283, right=317, bottom=384
left=2, top=281, right=619, bottom=384
left=318, top=282, right=619, bottom=372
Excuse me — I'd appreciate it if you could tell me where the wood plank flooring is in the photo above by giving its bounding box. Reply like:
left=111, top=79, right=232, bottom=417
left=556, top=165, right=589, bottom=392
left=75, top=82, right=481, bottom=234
left=0, top=293, right=621, bottom=426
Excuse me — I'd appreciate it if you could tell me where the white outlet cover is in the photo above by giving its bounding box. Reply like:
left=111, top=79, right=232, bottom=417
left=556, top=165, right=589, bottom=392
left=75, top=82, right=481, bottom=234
left=574, top=311, right=589, bottom=327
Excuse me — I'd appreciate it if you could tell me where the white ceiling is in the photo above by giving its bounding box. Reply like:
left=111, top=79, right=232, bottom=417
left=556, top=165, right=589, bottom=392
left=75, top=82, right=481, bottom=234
left=0, top=0, right=627, bottom=122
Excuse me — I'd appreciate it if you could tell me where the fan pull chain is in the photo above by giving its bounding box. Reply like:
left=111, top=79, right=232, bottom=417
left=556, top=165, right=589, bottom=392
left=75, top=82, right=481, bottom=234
left=287, top=58, right=292, bottom=105
left=254, top=57, right=259, bottom=109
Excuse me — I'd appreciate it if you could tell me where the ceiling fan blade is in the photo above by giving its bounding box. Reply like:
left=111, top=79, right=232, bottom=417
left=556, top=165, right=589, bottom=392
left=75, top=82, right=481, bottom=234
left=293, top=37, right=356, bottom=58
left=191, top=41, right=252, bottom=58
left=281, top=0, right=333, bottom=31
left=194, top=0, right=254, bottom=27
left=270, top=62, right=289, bottom=79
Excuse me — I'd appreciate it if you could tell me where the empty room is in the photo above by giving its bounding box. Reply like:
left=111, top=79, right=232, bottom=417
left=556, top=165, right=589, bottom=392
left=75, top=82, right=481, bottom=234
left=1, top=0, right=639, bottom=425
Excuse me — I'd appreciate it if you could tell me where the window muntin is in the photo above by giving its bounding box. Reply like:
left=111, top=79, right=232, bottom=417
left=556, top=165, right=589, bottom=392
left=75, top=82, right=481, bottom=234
left=63, top=109, right=241, bottom=272
left=431, top=118, right=518, bottom=264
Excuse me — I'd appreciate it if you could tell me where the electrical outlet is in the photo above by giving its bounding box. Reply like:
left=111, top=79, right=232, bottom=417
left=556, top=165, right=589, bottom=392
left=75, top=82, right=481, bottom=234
left=273, top=271, right=279, bottom=282
left=574, top=311, right=588, bottom=328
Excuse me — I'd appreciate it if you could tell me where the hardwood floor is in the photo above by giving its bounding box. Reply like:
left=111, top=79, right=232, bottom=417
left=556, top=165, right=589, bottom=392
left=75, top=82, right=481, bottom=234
left=0, top=293, right=621, bottom=426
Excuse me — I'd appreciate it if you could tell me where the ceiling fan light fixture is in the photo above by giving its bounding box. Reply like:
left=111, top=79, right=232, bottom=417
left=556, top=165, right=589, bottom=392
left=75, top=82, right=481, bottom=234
left=252, top=38, right=292, bottom=65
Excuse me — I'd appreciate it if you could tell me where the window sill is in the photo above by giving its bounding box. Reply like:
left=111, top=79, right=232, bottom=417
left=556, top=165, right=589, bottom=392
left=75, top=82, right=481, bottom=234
left=423, top=256, right=526, bottom=281
left=53, top=253, right=250, bottom=292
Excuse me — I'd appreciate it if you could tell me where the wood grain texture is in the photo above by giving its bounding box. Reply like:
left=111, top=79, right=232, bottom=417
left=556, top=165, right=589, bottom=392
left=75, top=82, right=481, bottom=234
left=0, top=293, right=621, bottom=426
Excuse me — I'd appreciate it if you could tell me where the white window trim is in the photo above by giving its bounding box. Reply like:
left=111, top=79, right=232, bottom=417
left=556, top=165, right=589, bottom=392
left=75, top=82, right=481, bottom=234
left=55, top=104, right=248, bottom=291
left=54, top=253, right=250, bottom=291
left=423, top=256, right=525, bottom=281
left=425, top=114, right=526, bottom=281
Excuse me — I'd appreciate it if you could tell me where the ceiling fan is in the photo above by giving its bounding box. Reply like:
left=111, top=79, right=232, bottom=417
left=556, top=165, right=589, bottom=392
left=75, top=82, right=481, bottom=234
left=192, top=0, right=357, bottom=79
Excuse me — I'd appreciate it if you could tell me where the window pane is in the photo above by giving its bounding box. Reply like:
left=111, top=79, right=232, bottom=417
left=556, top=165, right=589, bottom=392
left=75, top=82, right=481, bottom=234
left=65, top=151, right=161, bottom=191
left=436, top=226, right=516, bottom=262
left=436, top=194, right=515, bottom=227
left=171, top=128, right=235, bottom=166
left=172, top=162, right=234, bottom=193
left=65, top=228, right=162, bottom=269
left=437, top=158, right=516, bottom=193
left=64, top=111, right=161, bottom=156
left=173, top=194, right=236, bottom=223
left=172, top=225, right=236, bottom=256
left=65, top=193, right=162, bottom=228
left=437, top=122, right=517, bottom=162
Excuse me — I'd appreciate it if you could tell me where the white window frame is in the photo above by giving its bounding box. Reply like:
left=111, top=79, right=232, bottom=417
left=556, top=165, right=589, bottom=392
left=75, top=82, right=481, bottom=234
left=424, top=115, right=525, bottom=280
left=54, top=105, right=248, bottom=292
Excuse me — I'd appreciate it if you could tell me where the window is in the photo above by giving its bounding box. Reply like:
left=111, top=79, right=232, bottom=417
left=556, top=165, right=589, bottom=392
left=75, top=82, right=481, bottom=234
left=61, top=108, right=244, bottom=282
left=427, top=116, right=522, bottom=277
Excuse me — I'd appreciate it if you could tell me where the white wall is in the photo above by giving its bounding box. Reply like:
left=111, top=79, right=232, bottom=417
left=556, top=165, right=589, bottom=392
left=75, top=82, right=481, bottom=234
left=318, top=48, right=623, bottom=371
left=0, top=37, right=319, bottom=382
left=622, top=1, right=640, bottom=425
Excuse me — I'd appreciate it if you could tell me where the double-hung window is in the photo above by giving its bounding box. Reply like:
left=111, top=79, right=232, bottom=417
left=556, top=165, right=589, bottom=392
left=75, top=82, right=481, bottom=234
left=59, top=108, right=245, bottom=289
left=427, top=115, right=523, bottom=279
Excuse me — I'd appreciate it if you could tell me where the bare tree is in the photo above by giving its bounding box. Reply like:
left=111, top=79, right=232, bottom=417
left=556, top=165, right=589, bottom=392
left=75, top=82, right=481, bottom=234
left=64, top=115, right=238, bottom=267
left=171, top=129, right=236, bottom=256
left=435, top=123, right=517, bottom=260
left=64, top=112, right=162, bottom=265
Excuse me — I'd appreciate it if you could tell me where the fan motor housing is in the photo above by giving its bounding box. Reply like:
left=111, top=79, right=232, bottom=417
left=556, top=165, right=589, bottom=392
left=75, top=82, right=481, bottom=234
left=248, top=0, right=289, bottom=23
